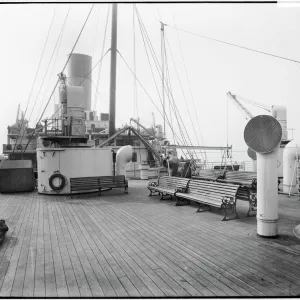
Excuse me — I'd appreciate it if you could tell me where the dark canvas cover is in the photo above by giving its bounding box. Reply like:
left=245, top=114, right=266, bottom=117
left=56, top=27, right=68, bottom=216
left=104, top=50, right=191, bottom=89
left=0, top=160, right=35, bottom=193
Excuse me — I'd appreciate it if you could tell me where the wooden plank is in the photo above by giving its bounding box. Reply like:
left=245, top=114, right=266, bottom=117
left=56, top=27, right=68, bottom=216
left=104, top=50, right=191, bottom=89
left=45, top=196, right=68, bottom=297
left=83, top=201, right=218, bottom=297
left=99, top=195, right=286, bottom=296
left=130, top=191, right=300, bottom=294
left=50, top=198, right=80, bottom=298
left=79, top=196, right=232, bottom=296
left=11, top=196, right=37, bottom=297
left=53, top=199, right=93, bottom=298
left=34, top=195, right=45, bottom=298
left=0, top=196, right=32, bottom=296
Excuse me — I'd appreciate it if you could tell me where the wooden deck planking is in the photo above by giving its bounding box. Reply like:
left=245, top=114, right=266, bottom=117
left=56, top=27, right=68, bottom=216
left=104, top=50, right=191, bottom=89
left=85, top=196, right=249, bottom=296
left=53, top=199, right=93, bottom=297
left=45, top=197, right=69, bottom=297
left=0, top=196, right=32, bottom=296
left=120, top=190, right=300, bottom=292
left=92, top=189, right=298, bottom=296
left=138, top=198, right=300, bottom=294
left=11, top=196, right=37, bottom=297
left=56, top=198, right=127, bottom=297
left=64, top=202, right=156, bottom=297
left=90, top=201, right=238, bottom=297
left=75, top=197, right=222, bottom=297
left=67, top=200, right=184, bottom=297
left=55, top=199, right=105, bottom=297
left=0, top=180, right=300, bottom=297
left=117, top=197, right=292, bottom=296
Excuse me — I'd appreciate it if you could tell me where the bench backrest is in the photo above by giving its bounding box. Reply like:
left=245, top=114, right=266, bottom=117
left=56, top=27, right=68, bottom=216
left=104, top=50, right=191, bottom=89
left=99, top=175, right=126, bottom=185
left=70, top=177, right=99, bottom=185
left=193, top=169, right=225, bottom=181
left=187, top=180, right=240, bottom=201
left=158, top=176, right=190, bottom=190
left=224, top=171, right=256, bottom=180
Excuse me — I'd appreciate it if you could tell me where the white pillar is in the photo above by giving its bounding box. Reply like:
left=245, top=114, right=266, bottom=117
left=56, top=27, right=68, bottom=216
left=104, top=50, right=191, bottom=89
left=256, top=145, right=280, bottom=237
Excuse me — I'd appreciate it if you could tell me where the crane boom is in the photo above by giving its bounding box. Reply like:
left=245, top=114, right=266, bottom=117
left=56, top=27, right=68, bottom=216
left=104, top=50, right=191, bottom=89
left=227, top=91, right=255, bottom=120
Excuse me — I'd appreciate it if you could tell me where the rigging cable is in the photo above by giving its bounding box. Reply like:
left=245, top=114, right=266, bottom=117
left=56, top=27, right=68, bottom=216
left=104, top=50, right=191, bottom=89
left=134, top=6, right=190, bottom=158
left=28, top=6, right=71, bottom=126
left=133, top=4, right=138, bottom=122
left=93, top=4, right=111, bottom=112
left=34, top=5, right=71, bottom=126
left=13, top=7, right=57, bottom=153
left=167, top=25, right=300, bottom=65
left=173, top=17, right=207, bottom=163
left=135, top=6, right=197, bottom=159
left=24, top=7, right=71, bottom=153
left=118, top=50, right=191, bottom=159
left=36, top=4, right=94, bottom=127
left=77, top=48, right=110, bottom=86
left=164, top=34, right=201, bottom=161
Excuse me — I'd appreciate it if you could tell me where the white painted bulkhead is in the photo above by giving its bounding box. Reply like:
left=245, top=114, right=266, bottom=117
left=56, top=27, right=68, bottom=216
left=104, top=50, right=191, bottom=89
left=37, top=148, right=113, bottom=194
left=283, top=140, right=300, bottom=194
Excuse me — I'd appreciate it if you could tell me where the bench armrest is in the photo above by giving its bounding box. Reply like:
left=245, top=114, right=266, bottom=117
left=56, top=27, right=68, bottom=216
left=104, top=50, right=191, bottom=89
left=175, top=187, right=187, bottom=193
left=222, top=196, right=235, bottom=206
left=148, top=181, right=158, bottom=187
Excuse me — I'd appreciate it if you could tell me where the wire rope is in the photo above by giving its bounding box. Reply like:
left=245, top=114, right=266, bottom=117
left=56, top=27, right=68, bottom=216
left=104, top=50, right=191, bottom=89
left=93, top=4, right=110, bottom=112
left=167, top=25, right=300, bottom=65
left=13, top=7, right=57, bottom=153
left=117, top=50, right=189, bottom=157
left=34, top=5, right=70, bottom=126
left=36, top=5, right=94, bottom=127
left=77, top=48, right=110, bottom=87
left=133, top=4, right=138, bottom=122
left=134, top=7, right=189, bottom=158
left=173, top=18, right=206, bottom=161
left=28, top=7, right=71, bottom=126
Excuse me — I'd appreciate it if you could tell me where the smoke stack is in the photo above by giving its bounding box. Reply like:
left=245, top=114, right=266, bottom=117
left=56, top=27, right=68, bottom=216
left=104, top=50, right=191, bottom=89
left=67, top=53, right=92, bottom=111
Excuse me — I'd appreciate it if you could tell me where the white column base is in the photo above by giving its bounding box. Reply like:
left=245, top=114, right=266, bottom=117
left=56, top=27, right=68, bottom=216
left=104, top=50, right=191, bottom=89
left=257, top=218, right=278, bottom=237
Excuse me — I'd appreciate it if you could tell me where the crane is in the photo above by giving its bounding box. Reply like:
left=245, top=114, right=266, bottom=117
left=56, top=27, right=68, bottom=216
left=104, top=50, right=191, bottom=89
left=226, top=91, right=271, bottom=121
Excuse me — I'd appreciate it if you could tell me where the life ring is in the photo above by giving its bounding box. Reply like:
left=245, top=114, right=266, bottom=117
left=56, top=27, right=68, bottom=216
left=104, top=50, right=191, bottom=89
left=49, top=173, right=66, bottom=191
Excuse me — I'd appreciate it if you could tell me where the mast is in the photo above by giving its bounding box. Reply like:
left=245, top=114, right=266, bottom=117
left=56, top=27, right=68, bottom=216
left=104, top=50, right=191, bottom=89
left=109, top=3, right=118, bottom=138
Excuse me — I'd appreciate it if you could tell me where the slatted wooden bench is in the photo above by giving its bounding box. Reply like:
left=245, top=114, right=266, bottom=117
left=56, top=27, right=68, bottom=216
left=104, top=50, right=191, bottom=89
left=192, top=169, right=226, bottom=181
left=98, top=175, right=128, bottom=195
left=217, top=171, right=257, bottom=189
left=175, top=180, right=251, bottom=221
left=70, top=175, right=128, bottom=198
left=147, top=176, right=190, bottom=200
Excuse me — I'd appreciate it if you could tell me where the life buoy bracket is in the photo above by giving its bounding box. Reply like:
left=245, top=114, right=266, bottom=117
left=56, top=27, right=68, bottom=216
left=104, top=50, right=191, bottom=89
left=49, top=173, right=66, bottom=191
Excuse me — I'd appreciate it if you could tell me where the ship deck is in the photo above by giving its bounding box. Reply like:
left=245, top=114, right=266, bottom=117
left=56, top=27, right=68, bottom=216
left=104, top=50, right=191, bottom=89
left=0, top=179, right=300, bottom=297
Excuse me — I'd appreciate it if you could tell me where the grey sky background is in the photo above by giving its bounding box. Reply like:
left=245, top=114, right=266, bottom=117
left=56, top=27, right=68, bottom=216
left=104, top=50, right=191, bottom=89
left=0, top=3, right=299, bottom=162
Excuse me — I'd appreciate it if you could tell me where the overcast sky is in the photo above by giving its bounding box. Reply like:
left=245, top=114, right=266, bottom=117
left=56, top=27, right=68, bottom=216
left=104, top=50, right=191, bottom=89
left=0, top=3, right=299, bottom=162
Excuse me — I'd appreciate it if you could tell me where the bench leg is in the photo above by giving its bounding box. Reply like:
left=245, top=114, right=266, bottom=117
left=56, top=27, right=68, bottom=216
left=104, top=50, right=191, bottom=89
left=175, top=197, right=190, bottom=206
left=222, top=197, right=239, bottom=221
left=148, top=189, right=160, bottom=197
left=247, top=194, right=257, bottom=217
left=160, top=193, right=173, bottom=201
left=196, top=203, right=211, bottom=212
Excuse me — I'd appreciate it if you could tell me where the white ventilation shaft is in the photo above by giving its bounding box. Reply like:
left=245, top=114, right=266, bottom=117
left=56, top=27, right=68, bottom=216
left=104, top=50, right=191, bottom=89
left=247, top=147, right=257, bottom=172
left=283, top=140, right=300, bottom=194
left=116, top=145, right=133, bottom=177
left=244, top=115, right=282, bottom=237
